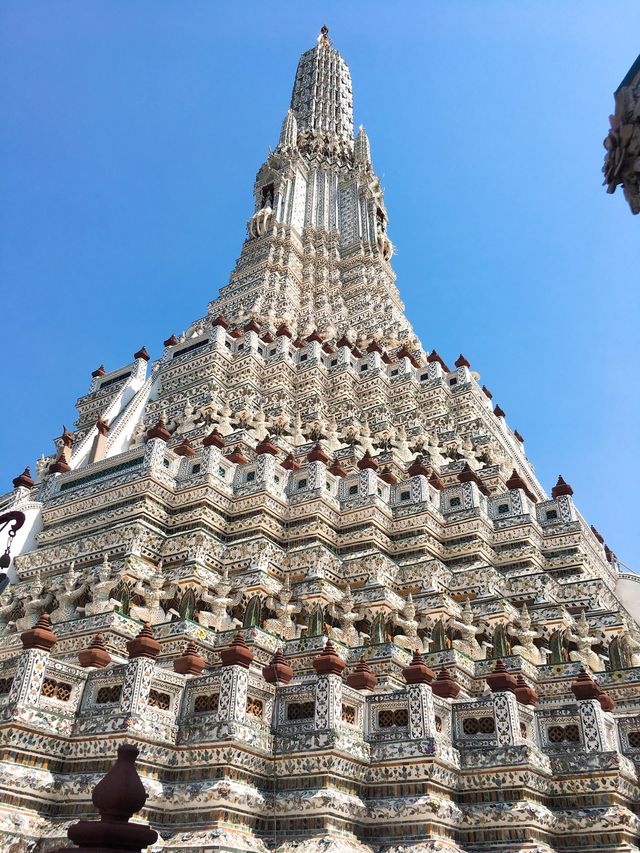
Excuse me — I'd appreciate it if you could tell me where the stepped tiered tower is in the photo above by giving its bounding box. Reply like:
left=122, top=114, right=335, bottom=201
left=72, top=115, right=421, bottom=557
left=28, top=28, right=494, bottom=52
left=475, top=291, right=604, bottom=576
left=1, top=27, right=640, bottom=853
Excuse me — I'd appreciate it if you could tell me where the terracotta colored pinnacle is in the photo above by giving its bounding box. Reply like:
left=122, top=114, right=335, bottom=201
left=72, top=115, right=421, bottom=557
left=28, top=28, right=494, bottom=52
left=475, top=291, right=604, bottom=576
left=481, top=385, right=493, bottom=400
left=275, top=322, right=292, bottom=339
left=486, top=659, right=517, bottom=693
left=571, top=667, right=614, bottom=710
left=514, top=673, right=538, bottom=706
left=203, top=427, right=225, bottom=449
left=261, top=331, right=275, bottom=344
left=551, top=475, right=574, bottom=498
left=244, top=318, right=261, bottom=333
left=219, top=631, right=254, bottom=669
left=307, top=443, right=329, bottom=464
left=357, top=450, right=378, bottom=471
left=313, top=639, right=346, bottom=677
left=351, top=346, right=363, bottom=358
left=173, top=641, right=205, bottom=676
left=163, top=334, right=179, bottom=347
left=329, top=457, right=348, bottom=478
left=146, top=418, right=170, bottom=442
left=255, top=436, right=279, bottom=456
left=78, top=633, right=112, bottom=669
left=126, top=623, right=160, bottom=661
left=505, top=469, right=537, bottom=503
left=91, top=365, right=106, bottom=378
left=454, top=353, right=471, bottom=368
left=133, top=346, right=150, bottom=362
left=281, top=453, right=301, bottom=471
left=431, top=666, right=460, bottom=699
left=403, top=649, right=435, bottom=685
left=13, top=467, right=35, bottom=489
left=458, top=462, right=490, bottom=496
left=211, top=314, right=229, bottom=329
left=173, top=438, right=196, bottom=458
left=49, top=458, right=71, bottom=475
left=229, top=327, right=243, bottom=339
left=225, top=445, right=249, bottom=464
left=426, top=349, right=450, bottom=373
left=493, top=404, right=505, bottom=418
left=366, top=340, right=383, bottom=354
left=21, top=612, right=57, bottom=652
left=336, top=334, right=353, bottom=349
left=590, top=525, right=605, bottom=544
left=322, top=342, right=335, bottom=354
left=346, top=657, right=378, bottom=691
left=61, top=426, right=75, bottom=448
left=428, top=472, right=446, bottom=491
left=306, top=329, right=323, bottom=343
left=396, top=345, right=420, bottom=368
left=408, top=455, right=430, bottom=477
left=379, top=466, right=398, bottom=485
left=514, top=430, right=524, bottom=443
left=263, top=648, right=293, bottom=684
left=96, top=416, right=110, bottom=436
left=62, top=744, right=158, bottom=853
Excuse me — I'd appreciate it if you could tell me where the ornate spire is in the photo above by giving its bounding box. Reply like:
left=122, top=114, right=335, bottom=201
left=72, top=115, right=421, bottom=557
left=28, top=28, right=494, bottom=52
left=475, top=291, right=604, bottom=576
left=278, top=109, right=298, bottom=149
left=290, top=29, right=354, bottom=146
left=354, top=125, right=371, bottom=165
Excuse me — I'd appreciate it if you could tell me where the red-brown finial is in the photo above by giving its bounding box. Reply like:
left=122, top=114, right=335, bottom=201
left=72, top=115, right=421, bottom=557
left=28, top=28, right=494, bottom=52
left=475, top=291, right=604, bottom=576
left=134, top=346, right=150, bottom=362
left=263, top=648, right=293, bottom=684
left=551, top=474, right=574, bottom=498
left=13, top=467, right=35, bottom=489
left=21, top=611, right=57, bottom=652
left=126, top=623, right=160, bottom=661
left=78, top=633, right=112, bottom=669
left=346, top=656, right=377, bottom=691
left=486, top=659, right=517, bottom=693
left=313, top=639, right=346, bottom=676
left=173, top=641, right=205, bottom=676
left=219, top=631, right=254, bottom=669
left=402, top=649, right=435, bottom=685
left=173, top=438, right=196, bottom=458
left=431, top=666, right=460, bottom=699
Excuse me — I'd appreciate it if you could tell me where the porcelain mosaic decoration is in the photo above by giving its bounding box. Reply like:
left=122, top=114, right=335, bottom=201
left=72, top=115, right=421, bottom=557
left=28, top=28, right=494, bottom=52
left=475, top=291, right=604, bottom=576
left=1, top=27, right=640, bottom=853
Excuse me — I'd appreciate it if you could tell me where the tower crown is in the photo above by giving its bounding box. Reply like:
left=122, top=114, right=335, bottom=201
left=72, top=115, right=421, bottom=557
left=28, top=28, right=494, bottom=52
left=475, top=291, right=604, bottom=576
left=290, top=26, right=354, bottom=149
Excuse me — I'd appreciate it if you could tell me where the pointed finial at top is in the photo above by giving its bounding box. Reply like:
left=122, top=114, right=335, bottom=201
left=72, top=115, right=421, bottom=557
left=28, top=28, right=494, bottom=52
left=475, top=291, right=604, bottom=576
left=318, top=25, right=330, bottom=45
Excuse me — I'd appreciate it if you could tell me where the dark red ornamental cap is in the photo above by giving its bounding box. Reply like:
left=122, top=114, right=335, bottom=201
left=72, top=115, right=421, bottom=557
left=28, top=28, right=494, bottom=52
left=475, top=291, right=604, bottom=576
left=402, top=649, right=435, bottom=685
left=126, top=623, right=160, bottom=660
left=551, top=474, right=574, bottom=498
left=454, top=353, right=471, bottom=368
left=134, top=346, right=150, bottom=362
left=313, top=639, right=346, bottom=676
left=13, top=467, right=35, bottom=489
left=21, top=612, right=57, bottom=652
left=219, top=631, right=254, bottom=669
left=173, top=640, right=205, bottom=676
left=263, top=648, right=293, bottom=684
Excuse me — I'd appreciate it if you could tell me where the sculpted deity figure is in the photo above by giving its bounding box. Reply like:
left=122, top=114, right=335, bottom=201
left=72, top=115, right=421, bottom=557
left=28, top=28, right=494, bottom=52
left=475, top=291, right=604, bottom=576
left=250, top=409, right=269, bottom=442
left=566, top=611, right=605, bottom=672
left=197, top=568, right=242, bottom=632
left=216, top=402, right=234, bottom=436
left=449, top=600, right=486, bottom=660
left=175, top=399, right=198, bottom=435
left=620, top=619, right=640, bottom=668
left=358, top=419, right=375, bottom=454
left=330, top=585, right=367, bottom=647
left=393, top=594, right=427, bottom=652
left=14, top=572, right=54, bottom=632
left=84, top=556, right=121, bottom=617
left=264, top=576, right=302, bottom=640
left=130, top=569, right=177, bottom=625
left=50, top=565, right=89, bottom=624
left=507, top=604, right=545, bottom=665
left=129, top=420, right=147, bottom=449
left=0, top=587, right=19, bottom=633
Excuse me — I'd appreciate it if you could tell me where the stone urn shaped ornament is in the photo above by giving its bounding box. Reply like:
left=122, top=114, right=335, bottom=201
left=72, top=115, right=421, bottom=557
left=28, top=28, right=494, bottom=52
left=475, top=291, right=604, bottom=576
left=54, top=743, right=157, bottom=852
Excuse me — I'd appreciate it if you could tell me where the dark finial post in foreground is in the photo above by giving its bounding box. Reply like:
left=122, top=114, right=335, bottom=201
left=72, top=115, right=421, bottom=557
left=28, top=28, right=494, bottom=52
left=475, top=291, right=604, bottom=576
left=53, top=743, right=157, bottom=852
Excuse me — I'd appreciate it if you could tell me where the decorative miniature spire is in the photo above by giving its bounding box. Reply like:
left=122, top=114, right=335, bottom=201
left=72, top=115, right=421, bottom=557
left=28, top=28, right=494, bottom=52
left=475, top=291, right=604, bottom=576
left=173, top=438, right=196, bottom=458
left=357, top=450, right=378, bottom=470
left=13, top=467, right=35, bottom=489
left=431, top=666, right=460, bottom=699
left=570, top=666, right=614, bottom=710
left=78, top=633, right=111, bottom=669
left=307, top=442, right=330, bottom=464
left=91, top=365, right=106, bottom=378
left=486, top=659, right=517, bottom=693
left=454, top=353, right=471, bottom=368
left=279, top=109, right=298, bottom=149
left=219, top=631, right=254, bottom=669
left=402, top=649, right=435, bottom=685
left=63, top=744, right=158, bottom=853
left=551, top=474, right=574, bottom=498
left=513, top=673, right=538, bottom=706
left=163, top=334, right=179, bottom=347
left=133, top=346, right=150, bottom=362
left=263, top=648, right=293, bottom=685
left=173, top=641, right=205, bottom=676
left=21, top=611, right=57, bottom=652
left=354, top=125, right=371, bottom=164
left=146, top=416, right=170, bottom=443
left=313, top=639, right=346, bottom=676
left=126, top=623, right=160, bottom=660
left=203, top=427, right=225, bottom=449
left=346, top=655, right=377, bottom=691
left=255, top=435, right=279, bottom=456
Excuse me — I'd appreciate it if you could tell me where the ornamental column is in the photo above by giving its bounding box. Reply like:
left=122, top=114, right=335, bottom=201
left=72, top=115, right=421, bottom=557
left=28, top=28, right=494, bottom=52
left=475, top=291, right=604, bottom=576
left=313, top=640, right=345, bottom=730
left=218, top=631, right=254, bottom=724
left=119, top=624, right=160, bottom=721
left=5, top=613, right=58, bottom=712
left=403, top=650, right=437, bottom=739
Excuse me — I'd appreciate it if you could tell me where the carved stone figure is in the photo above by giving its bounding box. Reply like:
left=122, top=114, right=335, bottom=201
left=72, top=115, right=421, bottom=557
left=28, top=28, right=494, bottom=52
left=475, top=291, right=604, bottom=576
left=84, top=556, right=121, bottom=617
left=619, top=619, right=640, bottom=668
left=449, top=600, right=486, bottom=660
left=263, top=576, right=302, bottom=640
left=49, top=565, right=89, bottom=624
left=129, top=570, right=177, bottom=625
left=14, top=573, right=54, bottom=633
left=329, top=585, right=367, bottom=647
left=196, top=568, right=242, bottom=632
left=392, top=594, right=426, bottom=652
left=566, top=611, right=605, bottom=672
left=507, top=604, right=545, bottom=665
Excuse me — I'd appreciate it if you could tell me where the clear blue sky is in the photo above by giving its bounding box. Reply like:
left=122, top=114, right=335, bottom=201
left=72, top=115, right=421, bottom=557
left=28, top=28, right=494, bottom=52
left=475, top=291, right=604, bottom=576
left=1, top=1, right=639, bottom=568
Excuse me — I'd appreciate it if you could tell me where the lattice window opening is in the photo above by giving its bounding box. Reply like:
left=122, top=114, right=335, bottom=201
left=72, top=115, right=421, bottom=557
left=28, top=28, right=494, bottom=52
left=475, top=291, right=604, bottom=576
left=341, top=704, right=356, bottom=725
left=95, top=684, right=123, bottom=705
left=0, top=676, right=14, bottom=696
left=462, top=716, right=496, bottom=736
left=147, top=689, right=171, bottom=711
left=547, top=724, right=580, bottom=744
left=378, top=707, right=409, bottom=728
left=627, top=730, right=640, bottom=749
left=41, top=678, right=72, bottom=703
left=246, top=696, right=264, bottom=718
left=193, top=693, right=219, bottom=714
left=286, top=700, right=315, bottom=721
